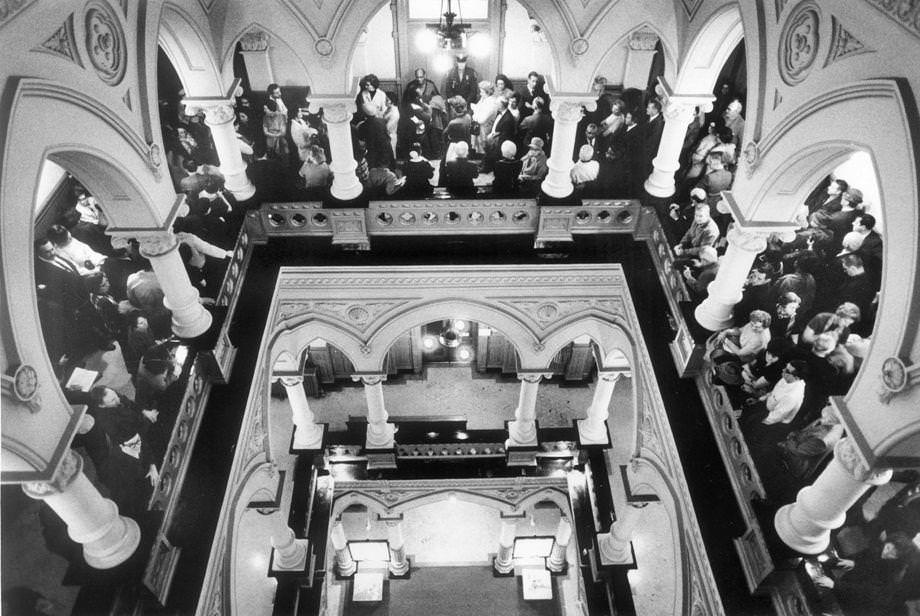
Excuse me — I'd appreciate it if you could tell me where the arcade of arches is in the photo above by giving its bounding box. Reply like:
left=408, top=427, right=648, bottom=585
left=2, top=1, right=919, bottom=615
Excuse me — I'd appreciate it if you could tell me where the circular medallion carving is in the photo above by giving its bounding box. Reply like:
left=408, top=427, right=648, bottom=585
left=84, top=1, right=127, bottom=86
left=12, top=364, right=38, bottom=402
left=570, top=37, right=589, bottom=56
left=535, top=303, right=558, bottom=320
left=881, top=356, right=908, bottom=393
left=314, top=38, right=334, bottom=56
left=779, top=2, right=820, bottom=86
left=347, top=306, right=370, bottom=324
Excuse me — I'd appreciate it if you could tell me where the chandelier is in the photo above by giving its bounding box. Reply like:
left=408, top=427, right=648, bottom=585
left=426, top=0, right=471, bottom=50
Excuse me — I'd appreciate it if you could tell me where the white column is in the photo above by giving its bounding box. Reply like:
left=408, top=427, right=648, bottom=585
left=386, top=521, right=410, bottom=576
left=541, top=96, right=597, bottom=198
left=330, top=521, right=356, bottom=577
left=22, top=450, right=140, bottom=569
left=507, top=373, right=544, bottom=447
left=622, top=30, right=659, bottom=90
left=493, top=520, right=517, bottom=574
left=280, top=375, right=324, bottom=450
left=644, top=80, right=713, bottom=198
left=353, top=374, right=395, bottom=449
left=775, top=438, right=892, bottom=555
left=138, top=233, right=213, bottom=338
left=577, top=371, right=622, bottom=445
left=693, top=224, right=770, bottom=331
left=598, top=502, right=646, bottom=564
left=546, top=518, right=572, bottom=572
left=271, top=527, right=308, bottom=572
left=197, top=103, right=256, bottom=200
left=311, top=97, right=363, bottom=201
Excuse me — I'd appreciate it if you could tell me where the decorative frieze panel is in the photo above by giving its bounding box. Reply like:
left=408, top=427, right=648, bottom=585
left=34, top=14, right=83, bottom=66
left=824, top=15, right=872, bottom=66
left=864, top=0, right=920, bottom=40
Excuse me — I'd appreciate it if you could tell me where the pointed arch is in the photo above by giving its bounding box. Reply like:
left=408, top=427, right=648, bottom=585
left=674, top=4, right=744, bottom=95
left=588, top=22, right=678, bottom=91
left=158, top=2, right=224, bottom=96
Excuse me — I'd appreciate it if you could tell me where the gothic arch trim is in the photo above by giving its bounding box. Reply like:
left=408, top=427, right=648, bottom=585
left=587, top=21, right=678, bottom=91
left=157, top=2, right=224, bottom=96
left=218, top=21, right=313, bottom=90
left=674, top=3, right=744, bottom=96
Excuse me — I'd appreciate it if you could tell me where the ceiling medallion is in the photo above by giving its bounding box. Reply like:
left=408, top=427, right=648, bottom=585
left=778, top=1, right=820, bottom=86
left=84, top=1, right=127, bottom=86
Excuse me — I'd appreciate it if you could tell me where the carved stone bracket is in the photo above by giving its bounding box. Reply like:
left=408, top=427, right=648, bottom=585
left=834, top=437, right=891, bottom=484
left=628, top=29, right=659, bottom=51
left=517, top=372, right=553, bottom=383
left=278, top=375, right=304, bottom=388
left=23, top=449, right=82, bottom=498
left=549, top=98, right=594, bottom=124
left=137, top=232, right=179, bottom=258
left=239, top=30, right=269, bottom=52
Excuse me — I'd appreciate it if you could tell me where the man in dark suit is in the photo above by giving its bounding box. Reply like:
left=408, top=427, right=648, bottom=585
left=809, top=178, right=848, bottom=215
left=573, top=123, right=607, bottom=162
left=443, top=54, right=479, bottom=105
left=518, top=71, right=551, bottom=122
left=851, top=213, right=883, bottom=290
left=642, top=98, right=665, bottom=179
left=621, top=111, right=644, bottom=195
left=484, top=96, right=517, bottom=171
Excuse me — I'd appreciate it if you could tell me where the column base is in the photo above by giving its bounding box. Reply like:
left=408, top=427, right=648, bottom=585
left=268, top=540, right=311, bottom=577
left=335, top=560, right=357, bottom=579
left=546, top=557, right=569, bottom=575
left=643, top=172, right=676, bottom=199
left=773, top=504, right=839, bottom=555
left=506, top=420, right=539, bottom=448
left=84, top=514, right=141, bottom=570
left=693, top=298, right=735, bottom=332
left=576, top=418, right=611, bottom=447
left=492, top=555, right=515, bottom=576
left=324, top=190, right=368, bottom=209
left=291, top=424, right=328, bottom=454
left=596, top=533, right=636, bottom=566
left=365, top=422, right=396, bottom=450
left=388, top=556, right=411, bottom=578
left=536, top=188, right=581, bottom=206
left=226, top=178, right=256, bottom=201
left=166, top=302, right=214, bottom=339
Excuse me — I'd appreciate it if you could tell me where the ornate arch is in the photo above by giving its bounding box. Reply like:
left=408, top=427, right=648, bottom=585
left=587, top=21, right=678, bottom=91
left=673, top=3, right=744, bottom=95
left=157, top=3, right=224, bottom=97
left=269, top=319, right=366, bottom=373
left=218, top=22, right=313, bottom=90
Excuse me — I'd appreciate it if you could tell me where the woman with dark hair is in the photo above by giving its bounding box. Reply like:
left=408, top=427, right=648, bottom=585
left=494, top=74, right=513, bottom=97
left=356, top=73, right=387, bottom=122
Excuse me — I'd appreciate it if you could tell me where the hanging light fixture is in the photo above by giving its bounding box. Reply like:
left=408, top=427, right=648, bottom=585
left=425, top=0, right=472, bottom=50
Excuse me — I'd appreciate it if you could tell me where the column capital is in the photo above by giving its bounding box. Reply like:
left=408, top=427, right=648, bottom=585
left=653, top=76, right=715, bottom=109
left=725, top=224, right=771, bottom=254
left=834, top=438, right=893, bottom=484
left=598, top=370, right=626, bottom=383
left=196, top=103, right=236, bottom=126
left=548, top=95, right=596, bottom=123
left=310, top=97, right=357, bottom=124
left=23, top=450, right=82, bottom=498
left=352, top=374, right=387, bottom=386
left=277, top=375, right=304, bottom=388
left=137, top=231, right=179, bottom=258
left=517, top=372, right=551, bottom=383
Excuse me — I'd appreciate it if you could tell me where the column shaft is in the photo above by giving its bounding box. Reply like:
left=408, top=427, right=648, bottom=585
left=23, top=451, right=140, bottom=569
left=541, top=97, right=596, bottom=198
left=387, top=522, right=410, bottom=576
left=775, top=438, right=892, bottom=554
left=577, top=372, right=621, bottom=444
left=507, top=374, right=542, bottom=447
left=202, top=104, right=256, bottom=200
left=313, top=99, right=363, bottom=201
left=644, top=101, right=696, bottom=198
left=330, top=522, right=357, bottom=577
left=546, top=519, right=572, bottom=572
left=493, top=520, right=516, bottom=574
left=139, top=234, right=213, bottom=338
left=281, top=377, right=324, bottom=450
left=357, top=375, right=395, bottom=449
left=694, top=225, right=769, bottom=331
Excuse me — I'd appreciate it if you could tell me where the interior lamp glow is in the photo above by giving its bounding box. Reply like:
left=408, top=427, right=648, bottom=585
left=433, top=52, right=452, bottom=73
left=422, top=335, right=439, bottom=350
left=467, top=32, right=491, bottom=57
left=415, top=28, right=439, bottom=53
left=456, top=345, right=473, bottom=362
left=453, top=319, right=467, bottom=332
